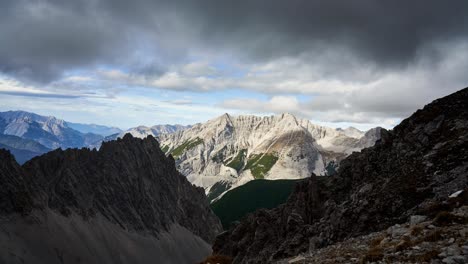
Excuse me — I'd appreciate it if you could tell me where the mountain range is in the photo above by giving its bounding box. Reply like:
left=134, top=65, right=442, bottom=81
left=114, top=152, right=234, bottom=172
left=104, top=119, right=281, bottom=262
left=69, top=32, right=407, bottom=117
left=0, top=134, right=221, bottom=263
left=159, top=113, right=382, bottom=201
left=0, top=110, right=379, bottom=191
left=0, top=111, right=189, bottom=164
left=0, top=111, right=105, bottom=150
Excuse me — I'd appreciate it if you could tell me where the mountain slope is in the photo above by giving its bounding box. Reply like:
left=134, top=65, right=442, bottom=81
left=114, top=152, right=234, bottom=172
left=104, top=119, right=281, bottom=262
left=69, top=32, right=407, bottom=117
left=159, top=113, right=381, bottom=200
left=0, top=134, right=222, bottom=263
left=0, top=111, right=103, bottom=150
left=212, top=87, right=468, bottom=263
left=0, top=134, right=50, bottom=164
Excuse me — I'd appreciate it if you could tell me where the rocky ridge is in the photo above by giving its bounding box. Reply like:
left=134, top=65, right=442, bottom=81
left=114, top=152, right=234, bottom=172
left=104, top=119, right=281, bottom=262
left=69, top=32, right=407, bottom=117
left=212, top=87, right=468, bottom=263
left=0, top=134, right=221, bottom=263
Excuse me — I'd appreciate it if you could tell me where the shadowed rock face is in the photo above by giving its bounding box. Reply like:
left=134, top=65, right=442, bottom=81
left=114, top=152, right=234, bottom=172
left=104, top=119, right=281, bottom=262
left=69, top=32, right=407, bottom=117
left=0, top=150, right=34, bottom=215
left=213, top=87, right=468, bottom=263
left=0, top=134, right=222, bottom=264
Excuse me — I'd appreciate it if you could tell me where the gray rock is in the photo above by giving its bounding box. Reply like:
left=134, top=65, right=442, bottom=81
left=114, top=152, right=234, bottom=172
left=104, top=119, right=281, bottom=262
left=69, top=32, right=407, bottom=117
left=442, top=256, right=466, bottom=264
left=387, top=225, right=409, bottom=238
left=308, top=236, right=322, bottom=251
left=462, top=245, right=468, bottom=254
left=410, top=215, right=427, bottom=226
left=446, top=245, right=462, bottom=256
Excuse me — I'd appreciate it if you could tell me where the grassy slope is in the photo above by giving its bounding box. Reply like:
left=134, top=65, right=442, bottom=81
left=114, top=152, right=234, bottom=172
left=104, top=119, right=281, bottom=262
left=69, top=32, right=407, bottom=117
left=160, top=145, right=169, bottom=153
left=245, top=153, right=279, bottom=179
left=225, top=149, right=247, bottom=172
left=207, top=181, right=232, bottom=202
left=170, top=137, right=203, bottom=158
left=211, top=179, right=305, bottom=229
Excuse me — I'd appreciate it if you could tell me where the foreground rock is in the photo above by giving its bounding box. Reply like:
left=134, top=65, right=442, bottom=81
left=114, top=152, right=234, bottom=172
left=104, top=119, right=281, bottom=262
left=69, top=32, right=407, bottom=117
left=212, top=87, right=468, bottom=263
left=0, top=134, right=222, bottom=264
left=282, top=203, right=467, bottom=263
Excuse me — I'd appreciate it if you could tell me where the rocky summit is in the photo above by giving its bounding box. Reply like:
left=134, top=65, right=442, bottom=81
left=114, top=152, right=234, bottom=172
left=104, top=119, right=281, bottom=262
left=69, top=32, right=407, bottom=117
left=211, top=87, right=468, bottom=263
left=159, top=113, right=381, bottom=201
left=0, top=134, right=222, bottom=264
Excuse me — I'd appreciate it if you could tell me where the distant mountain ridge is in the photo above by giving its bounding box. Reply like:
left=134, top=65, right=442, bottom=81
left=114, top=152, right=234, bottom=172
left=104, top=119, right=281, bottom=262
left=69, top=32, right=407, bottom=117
left=159, top=113, right=381, bottom=201
left=104, top=124, right=190, bottom=141
left=66, top=122, right=122, bottom=136
left=0, top=110, right=193, bottom=163
left=336, top=126, right=365, bottom=139
left=0, top=134, right=50, bottom=164
left=0, top=111, right=104, bottom=150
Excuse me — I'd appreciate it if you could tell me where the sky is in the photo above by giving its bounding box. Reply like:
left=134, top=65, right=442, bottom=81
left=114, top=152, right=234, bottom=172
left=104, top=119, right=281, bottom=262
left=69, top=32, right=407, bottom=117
left=1, top=0, right=468, bottom=130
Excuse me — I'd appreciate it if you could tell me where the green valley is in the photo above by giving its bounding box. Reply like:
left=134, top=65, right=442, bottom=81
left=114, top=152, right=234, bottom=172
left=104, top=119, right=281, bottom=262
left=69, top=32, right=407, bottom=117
left=211, top=178, right=304, bottom=229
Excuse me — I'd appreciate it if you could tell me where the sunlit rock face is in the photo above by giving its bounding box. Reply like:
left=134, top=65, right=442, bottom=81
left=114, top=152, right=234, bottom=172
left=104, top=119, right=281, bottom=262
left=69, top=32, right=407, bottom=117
left=159, top=113, right=380, bottom=200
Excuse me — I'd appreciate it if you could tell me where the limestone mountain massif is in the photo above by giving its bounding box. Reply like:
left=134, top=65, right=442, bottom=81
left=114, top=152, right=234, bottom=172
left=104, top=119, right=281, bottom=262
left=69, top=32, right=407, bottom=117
left=211, top=87, right=468, bottom=263
left=0, top=134, right=221, bottom=264
left=159, top=113, right=381, bottom=200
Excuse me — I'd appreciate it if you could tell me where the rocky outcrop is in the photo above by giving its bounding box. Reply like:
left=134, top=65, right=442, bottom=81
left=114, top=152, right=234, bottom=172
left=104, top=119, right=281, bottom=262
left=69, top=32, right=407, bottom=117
left=0, top=150, right=34, bottom=215
left=0, top=134, right=222, bottom=264
left=282, top=204, right=468, bottom=263
left=212, top=87, right=468, bottom=263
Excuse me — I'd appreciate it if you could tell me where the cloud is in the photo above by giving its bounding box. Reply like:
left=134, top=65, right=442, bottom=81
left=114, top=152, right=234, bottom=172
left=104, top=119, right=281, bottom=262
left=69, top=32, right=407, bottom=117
left=2, top=0, right=468, bottom=83
left=163, top=99, right=193, bottom=105
left=221, top=42, right=468, bottom=125
left=223, top=96, right=300, bottom=113
left=180, top=62, right=219, bottom=77
left=1, top=0, right=468, bottom=128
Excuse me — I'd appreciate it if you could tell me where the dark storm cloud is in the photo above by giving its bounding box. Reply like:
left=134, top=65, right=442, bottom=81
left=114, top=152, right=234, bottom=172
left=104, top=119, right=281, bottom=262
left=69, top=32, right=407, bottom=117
left=0, top=0, right=170, bottom=82
left=1, top=0, right=468, bottom=82
left=175, top=0, right=468, bottom=66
